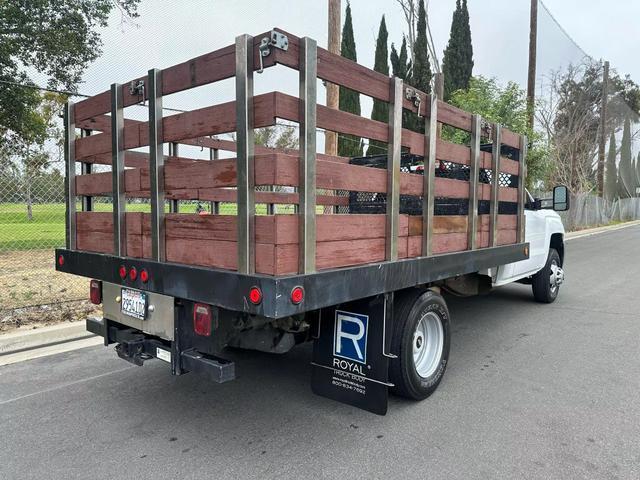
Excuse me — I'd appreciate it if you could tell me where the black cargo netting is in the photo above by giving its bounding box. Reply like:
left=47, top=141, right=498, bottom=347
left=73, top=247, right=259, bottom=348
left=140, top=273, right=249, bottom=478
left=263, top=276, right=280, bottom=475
left=347, top=152, right=518, bottom=216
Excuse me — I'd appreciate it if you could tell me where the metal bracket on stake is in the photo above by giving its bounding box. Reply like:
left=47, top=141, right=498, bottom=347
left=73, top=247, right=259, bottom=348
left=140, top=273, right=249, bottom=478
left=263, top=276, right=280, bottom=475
left=386, top=77, right=403, bottom=262
left=111, top=83, right=127, bottom=257
left=148, top=68, right=165, bottom=262
left=517, top=136, right=528, bottom=243
left=468, top=115, right=482, bottom=250
left=236, top=34, right=256, bottom=274
left=257, top=30, right=289, bottom=74
left=422, top=94, right=438, bottom=256
left=298, top=37, right=318, bottom=273
left=64, top=102, right=76, bottom=250
left=489, top=124, right=502, bottom=247
left=404, top=87, right=423, bottom=117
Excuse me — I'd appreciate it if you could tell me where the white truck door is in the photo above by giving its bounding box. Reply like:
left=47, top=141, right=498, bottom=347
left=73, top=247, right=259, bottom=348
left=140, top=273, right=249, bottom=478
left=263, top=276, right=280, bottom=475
left=512, top=209, right=548, bottom=277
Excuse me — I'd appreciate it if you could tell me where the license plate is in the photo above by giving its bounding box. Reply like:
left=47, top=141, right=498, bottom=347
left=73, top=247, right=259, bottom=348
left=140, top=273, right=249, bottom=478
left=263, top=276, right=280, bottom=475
left=121, top=288, right=147, bottom=320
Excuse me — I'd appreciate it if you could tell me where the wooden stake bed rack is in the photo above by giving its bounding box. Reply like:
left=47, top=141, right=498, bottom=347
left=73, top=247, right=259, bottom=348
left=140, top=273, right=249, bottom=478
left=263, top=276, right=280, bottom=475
left=59, top=28, right=527, bottom=281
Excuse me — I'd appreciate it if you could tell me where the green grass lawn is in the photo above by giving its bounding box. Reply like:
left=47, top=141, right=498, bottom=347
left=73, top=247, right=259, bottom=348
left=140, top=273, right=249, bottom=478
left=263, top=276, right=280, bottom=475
left=0, top=201, right=297, bottom=251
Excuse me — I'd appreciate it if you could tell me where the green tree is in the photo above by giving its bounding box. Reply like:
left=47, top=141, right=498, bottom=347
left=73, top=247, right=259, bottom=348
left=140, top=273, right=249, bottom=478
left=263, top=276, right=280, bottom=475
left=390, top=37, right=412, bottom=81
left=449, top=76, right=548, bottom=189
left=604, top=132, right=618, bottom=201
left=0, top=92, right=66, bottom=219
left=369, top=15, right=389, bottom=155
left=617, top=117, right=633, bottom=198
left=0, top=0, right=140, bottom=143
left=442, top=0, right=474, bottom=101
left=390, top=37, right=417, bottom=134
left=338, top=2, right=363, bottom=158
left=403, top=0, right=432, bottom=133
left=411, top=0, right=432, bottom=95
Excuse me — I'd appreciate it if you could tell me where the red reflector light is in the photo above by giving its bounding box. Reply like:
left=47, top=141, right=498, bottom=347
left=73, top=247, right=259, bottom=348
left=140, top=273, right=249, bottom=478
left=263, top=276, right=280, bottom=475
left=119, top=265, right=127, bottom=279
left=291, top=286, right=304, bottom=304
left=140, top=269, right=149, bottom=283
left=89, top=280, right=102, bottom=305
left=57, top=255, right=65, bottom=266
left=193, top=303, right=212, bottom=336
left=249, top=286, right=262, bottom=305
left=129, top=267, right=137, bottom=281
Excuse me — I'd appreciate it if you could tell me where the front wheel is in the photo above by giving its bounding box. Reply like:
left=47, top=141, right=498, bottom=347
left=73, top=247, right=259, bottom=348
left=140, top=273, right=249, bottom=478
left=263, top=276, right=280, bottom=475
left=389, top=289, right=451, bottom=400
left=531, top=248, right=564, bottom=303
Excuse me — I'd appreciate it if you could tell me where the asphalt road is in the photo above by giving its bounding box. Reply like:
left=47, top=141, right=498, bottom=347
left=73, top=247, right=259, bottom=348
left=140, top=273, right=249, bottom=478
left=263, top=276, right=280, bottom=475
left=1, top=225, right=639, bottom=480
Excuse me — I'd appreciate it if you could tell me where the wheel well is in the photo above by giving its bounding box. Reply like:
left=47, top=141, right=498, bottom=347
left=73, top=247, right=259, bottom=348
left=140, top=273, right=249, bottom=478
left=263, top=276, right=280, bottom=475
left=550, top=233, right=564, bottom=265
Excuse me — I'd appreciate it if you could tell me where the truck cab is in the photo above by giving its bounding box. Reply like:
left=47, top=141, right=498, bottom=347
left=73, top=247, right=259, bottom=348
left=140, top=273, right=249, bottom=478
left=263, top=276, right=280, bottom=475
left=494, top=186, right=568, bottom=302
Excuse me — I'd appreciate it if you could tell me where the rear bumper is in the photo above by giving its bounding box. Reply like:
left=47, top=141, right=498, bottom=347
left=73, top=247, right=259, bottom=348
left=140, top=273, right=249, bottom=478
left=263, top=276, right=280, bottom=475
left=58, top=244, right=529, bottom=319
left=87, top=316, right=235, bottom=383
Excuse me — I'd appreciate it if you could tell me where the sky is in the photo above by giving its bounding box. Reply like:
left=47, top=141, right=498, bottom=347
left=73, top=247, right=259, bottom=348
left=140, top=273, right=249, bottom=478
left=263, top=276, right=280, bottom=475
left=77, top=0, right=639, bottom=100
left=68, top=0, right=639, bottom=154
left=541, top=0, right=640, bottom=81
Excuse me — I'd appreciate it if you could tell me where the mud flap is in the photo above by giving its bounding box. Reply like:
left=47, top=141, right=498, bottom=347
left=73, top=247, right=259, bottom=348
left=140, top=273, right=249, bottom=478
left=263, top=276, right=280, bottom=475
left=311, top=293, right=395, bottom=415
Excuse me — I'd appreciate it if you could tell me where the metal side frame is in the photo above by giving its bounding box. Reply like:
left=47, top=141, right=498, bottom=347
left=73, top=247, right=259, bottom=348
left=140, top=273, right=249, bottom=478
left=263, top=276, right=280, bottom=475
left=55, top=242, right=528, bottom=320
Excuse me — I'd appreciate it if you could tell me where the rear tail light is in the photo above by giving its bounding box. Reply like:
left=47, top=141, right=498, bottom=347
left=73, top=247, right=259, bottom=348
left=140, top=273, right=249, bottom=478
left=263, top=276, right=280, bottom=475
left=140, top=269, right=149, bottom=283
left=57, top=254, right=65, bottom=266
left=119, top=265, right=127, bottom=280
left=193, top=303, right=212, bottom=336
left=89, top=280, right=102, bottom=305
left=129, top=266, right=137, bottom=281
left=291, top=286, right=304, bottom=304
left=249, top=286, right=262, bottom=305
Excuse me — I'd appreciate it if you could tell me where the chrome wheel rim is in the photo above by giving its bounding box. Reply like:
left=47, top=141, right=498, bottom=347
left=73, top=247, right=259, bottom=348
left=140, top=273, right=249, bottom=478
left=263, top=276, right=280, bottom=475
left=549, top=260, right=564, bottom=294
left=413, top=312, right=444, bottom=379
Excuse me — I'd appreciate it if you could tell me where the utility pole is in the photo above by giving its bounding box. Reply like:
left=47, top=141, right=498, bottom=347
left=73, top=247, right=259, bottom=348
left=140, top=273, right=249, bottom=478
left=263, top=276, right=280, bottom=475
left=325, top=0, right=341, bottom=156
left=597, top=61, right=610, bottom=197
left=526, top=0, right=538, bottom=131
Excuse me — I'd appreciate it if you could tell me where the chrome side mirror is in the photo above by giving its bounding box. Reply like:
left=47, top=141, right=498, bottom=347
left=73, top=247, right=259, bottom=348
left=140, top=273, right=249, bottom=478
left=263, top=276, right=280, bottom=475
left=553, top=185, right=569, bottom=212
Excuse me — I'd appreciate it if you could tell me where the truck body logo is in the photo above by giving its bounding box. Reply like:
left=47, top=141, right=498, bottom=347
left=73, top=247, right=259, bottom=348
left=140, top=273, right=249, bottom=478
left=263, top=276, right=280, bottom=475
left=334, top=310, right=368, bottom=364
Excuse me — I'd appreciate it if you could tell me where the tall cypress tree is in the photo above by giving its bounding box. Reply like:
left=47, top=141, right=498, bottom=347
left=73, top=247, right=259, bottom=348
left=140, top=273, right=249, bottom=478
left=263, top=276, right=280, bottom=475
left=412, top=0, right=432, bottom=95
left=442, top=0, right=474, bottom=100
left=390, top=37, right=411, bottom=80
left=390, top=37, right=416, bottom=132
left=618, top=117, right=632, bottom=198
left=605, top=131, right=618, bottom=201
left=369, top=15, right=389, bottom=155
left=338, top=2, right=363, bottom=158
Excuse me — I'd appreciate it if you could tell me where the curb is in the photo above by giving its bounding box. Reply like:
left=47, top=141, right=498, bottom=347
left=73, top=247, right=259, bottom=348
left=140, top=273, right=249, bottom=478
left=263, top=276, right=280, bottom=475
left=565, top=220, right=640, bottom=241
left=0, top=322, right=96, bottom=356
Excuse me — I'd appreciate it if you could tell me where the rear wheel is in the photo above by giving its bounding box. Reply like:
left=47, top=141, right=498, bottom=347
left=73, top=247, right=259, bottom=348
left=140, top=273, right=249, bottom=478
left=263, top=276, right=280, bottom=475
left=389, top=289, right=451, bottom=400
left=531, top=248, right=563, bottom=303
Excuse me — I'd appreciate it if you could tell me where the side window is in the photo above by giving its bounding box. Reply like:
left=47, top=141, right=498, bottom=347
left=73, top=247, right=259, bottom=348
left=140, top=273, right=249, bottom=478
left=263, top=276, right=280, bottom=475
left=525, top=189, right=536, bottom=210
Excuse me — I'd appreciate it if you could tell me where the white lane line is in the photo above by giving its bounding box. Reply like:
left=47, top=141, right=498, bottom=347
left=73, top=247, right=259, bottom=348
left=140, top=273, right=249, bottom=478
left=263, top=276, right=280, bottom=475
left=565, top=221, right=640, bottom=241
left=0, top=336, right=104, bottom=367
left=0, top=365, right=134, bottom=406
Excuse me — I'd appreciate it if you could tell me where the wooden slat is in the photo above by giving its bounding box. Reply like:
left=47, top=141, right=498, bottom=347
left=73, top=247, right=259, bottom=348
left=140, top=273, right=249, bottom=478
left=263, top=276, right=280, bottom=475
left=436, top=101, right=472, bottom=131
left=80, top=151, right=149, bottom=168
left=76, top=210, right=518, bottom=275
left=75, top=150, right=519, bottom=203
left=74, top=34, right=275, bottom=122
left=75, top=212, right=145, bottom=258
left=198, top=188, right=350, bottom=206
left=274, top=30, right=423, bottom=113
left=501, top=129, right=521, bottom=149
left=75, top=92, right=281, bottom=160
left=408, top=215, right=518, bottom=236
left=76, top=168, right=141, bottom=196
